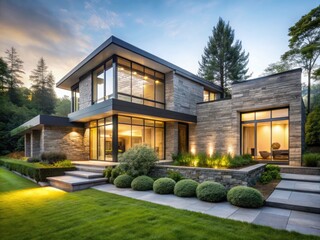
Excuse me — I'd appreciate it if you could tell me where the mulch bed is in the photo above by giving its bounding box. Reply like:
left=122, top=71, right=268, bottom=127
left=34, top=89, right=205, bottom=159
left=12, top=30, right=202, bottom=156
left=254, top=179, right=281, bottom=200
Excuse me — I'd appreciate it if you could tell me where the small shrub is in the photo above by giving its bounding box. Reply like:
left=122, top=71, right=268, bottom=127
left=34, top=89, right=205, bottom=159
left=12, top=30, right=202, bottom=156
left=196, top=181, right=227, bottom=202
left=114, top=174, right=134, bottom=188
left=41, top=152, right=67, bottom=164
left=259, top=164, right=281, bottom=184
left=265, top=165, right=280, bottom=172
left=303, top=153, right=320, bottom=167
left=174, top=179, right=199, bottom=197
left=197, top=152, right=208, bottom=167
left=259, top=172, right=273, bottom=184
left=27, top=157, right=40, bottom=163
left=53, top=160, right=73, bottom=167
left=110, top=166, right=124, bottom=184
left=167, top=170, right=184, bottom=182
left=153, top=177, right=176, bottom=194
left=131, top=175, right=154, bottom=191
left=119, top=145, right=158, bottom=177
left=104, top=167, right=113, bottom=183
left=227, top=186, right=264, bottom=208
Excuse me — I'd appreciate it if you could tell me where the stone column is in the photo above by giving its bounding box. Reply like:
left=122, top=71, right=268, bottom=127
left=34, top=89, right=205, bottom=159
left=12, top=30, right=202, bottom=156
left=165, top=122, right=178, bottom=160
left=31, top=130, right=41, bottom=158
left=25, top=133, right=31, bottom=157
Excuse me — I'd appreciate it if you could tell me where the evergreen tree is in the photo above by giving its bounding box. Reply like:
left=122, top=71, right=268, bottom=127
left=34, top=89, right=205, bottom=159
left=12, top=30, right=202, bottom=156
left=263, top=60, right=292, bottom=76
left=282, top=5, right=320, bottom=114
left=198, top=17, right=249, bottom=97
left=54, top=96, right=71, bottom=117
left=5, top=47, right=24, bottom=88
left=0, top=58, right=10, bottom=92
left=30, top=58, right=56, bottom=114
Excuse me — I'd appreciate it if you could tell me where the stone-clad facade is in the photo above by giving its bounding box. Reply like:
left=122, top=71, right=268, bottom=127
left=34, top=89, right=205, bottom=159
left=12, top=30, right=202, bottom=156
left=79, top=73, right=92, bottom=110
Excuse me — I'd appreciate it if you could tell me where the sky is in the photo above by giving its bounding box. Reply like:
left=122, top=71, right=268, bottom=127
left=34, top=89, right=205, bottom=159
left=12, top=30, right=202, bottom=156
left=0, top=0, right=318, bottom=98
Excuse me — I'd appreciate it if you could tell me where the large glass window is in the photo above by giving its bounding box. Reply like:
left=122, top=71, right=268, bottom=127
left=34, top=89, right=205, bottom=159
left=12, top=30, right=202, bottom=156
left=241, top=108, right=289, bottom=161
left=203, top=90, right=219, bottom=102
left=93, top=60, right=114, bottom=104
left=117, top=57, right=165, bottom=109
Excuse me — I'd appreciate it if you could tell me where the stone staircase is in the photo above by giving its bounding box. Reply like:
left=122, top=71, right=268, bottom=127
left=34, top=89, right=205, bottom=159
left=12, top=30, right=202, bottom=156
left=266, top=173, right=320, bottom=213
left=47, top=162, right=109, bottom=192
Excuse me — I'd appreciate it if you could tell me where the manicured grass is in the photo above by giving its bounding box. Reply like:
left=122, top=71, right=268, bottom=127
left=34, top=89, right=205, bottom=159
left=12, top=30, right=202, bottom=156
left=0, top=168, right=317, bottom=240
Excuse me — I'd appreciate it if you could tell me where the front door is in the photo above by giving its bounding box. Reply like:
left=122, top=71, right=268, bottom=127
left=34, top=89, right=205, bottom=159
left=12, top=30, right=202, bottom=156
left=178, top=123, right=188, bottom=153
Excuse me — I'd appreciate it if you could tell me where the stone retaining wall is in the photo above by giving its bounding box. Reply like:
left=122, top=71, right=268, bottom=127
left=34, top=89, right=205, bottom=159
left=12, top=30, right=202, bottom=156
left=151, top=163, right=266, bottom=189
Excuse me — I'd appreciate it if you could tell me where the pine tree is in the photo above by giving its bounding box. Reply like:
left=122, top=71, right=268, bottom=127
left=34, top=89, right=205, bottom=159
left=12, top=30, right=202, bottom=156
left=0, top=58, right=10, bottom=92
left=30, top=58, right=56, bottom=114
left=5, top=47, right=24, bottom=88
left=198, top=17, right=249, bottom=97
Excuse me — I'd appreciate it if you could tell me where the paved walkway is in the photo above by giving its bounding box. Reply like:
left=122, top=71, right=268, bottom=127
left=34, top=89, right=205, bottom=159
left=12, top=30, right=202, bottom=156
left=93, top=184, right=320, bottom=236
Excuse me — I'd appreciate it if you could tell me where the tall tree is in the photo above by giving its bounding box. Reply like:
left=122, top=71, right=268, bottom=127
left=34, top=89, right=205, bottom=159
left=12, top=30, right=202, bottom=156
left=262, top=60, right=292, bottom=76
left=54, top=95, right=71, bottom=117
left=198, top=17, right=249, bottom=97
left=5, top=47, right=24, bottom=88
left=0, top=58, right=10, bottom=92
left=30, top=58, right=56, bottom=114
left=282, top=5, right=320, bottom=114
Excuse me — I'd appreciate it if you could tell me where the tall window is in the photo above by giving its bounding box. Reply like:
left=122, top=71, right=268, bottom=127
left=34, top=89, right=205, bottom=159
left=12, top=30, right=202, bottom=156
left=241, top=108, right=289, bottom=161
left=72, top=86, right=79, bottom=112
left=117, top=57, right=165, bottom=109
left=93, top=60, right=113, bottom=104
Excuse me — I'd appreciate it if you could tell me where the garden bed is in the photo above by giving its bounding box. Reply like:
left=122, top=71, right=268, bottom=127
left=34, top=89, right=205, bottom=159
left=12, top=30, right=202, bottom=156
left=0, top=157, right=75, bottom=182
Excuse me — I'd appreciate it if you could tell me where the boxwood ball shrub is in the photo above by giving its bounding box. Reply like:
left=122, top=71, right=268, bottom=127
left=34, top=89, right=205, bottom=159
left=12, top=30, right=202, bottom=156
left=153, top=177, right=176, bottom=194
left=131, top=175, right=154, bottom=191
left=196, top=181, right=227, bottom=202
left=174, top=179, right=199, bottom=197
left=227, top=186, right=264, bottom=208
left=114, top=174, right=134, bottom=188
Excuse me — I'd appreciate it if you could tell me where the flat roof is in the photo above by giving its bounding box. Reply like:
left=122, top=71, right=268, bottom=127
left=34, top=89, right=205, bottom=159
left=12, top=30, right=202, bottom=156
left=57, top=36, right=222, bottom=93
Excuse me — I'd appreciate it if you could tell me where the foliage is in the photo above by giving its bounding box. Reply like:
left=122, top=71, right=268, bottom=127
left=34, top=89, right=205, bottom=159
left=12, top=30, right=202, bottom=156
left=259, top=164, right=281, bottom=184
left=119, top=144, right=158, bottom=177
left=173, top=152, right=253, bottom=169
left=174, top=179, right=199, bottom=197
left=198, top=17, right=249, bottom=96
left=30, top=58, right=56, bottom=114
left=153, top=177, right=176, bottom=194
left=167, top=169, right=184, bottom=182
left=40, top=152, right=67, bottom=164
left=0, top=157, right=75, bottom=182
left=227, top=186, right=264, bottom=208
left=104, top=166, right=124, bottom=184
left=282, top=6, right=320, bottom=113
left=262, top=60, right=292, bottom=75
left=53, top=160, right=74, bottom=168
left=1, top=168, right=313, bottom=240
left=114, top=174, right=134, bottom=188
left=131, top=175, right=154, bottom=191
left=27, top=157, right=40, bottom=163
left=54, top=95, right=71, bottom=117
left=303, top=153, right=320, bottom=167
left=196, top=181, right=227, bottom=202
left=104, top=167, right=113, bottom=182
left=305, top=107, right=320, bottom=145
left=0, top=57, right=10, bottom=92
left=4, top=47, right=24, bottom=89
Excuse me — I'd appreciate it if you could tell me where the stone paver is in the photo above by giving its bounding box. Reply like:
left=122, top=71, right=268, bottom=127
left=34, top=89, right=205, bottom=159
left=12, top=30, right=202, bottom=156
left=281, top=173, right=320, bottom=183
left=276, top=180, right=320, bottom=193
left=92, top=184, right=320, bottom=236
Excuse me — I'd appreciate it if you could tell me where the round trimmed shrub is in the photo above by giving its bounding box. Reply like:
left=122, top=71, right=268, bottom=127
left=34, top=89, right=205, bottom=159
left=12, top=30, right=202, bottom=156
left=153, top=177, right=176, bottom=194
left=227, top=186, right=264, bottom=208
left=174, top=179, right=199, bottom=197
left=114, top=174, right=134, bottom=188
left=196, top=181, right=227, bottom=202
left=131, top=175, right=154, bottom=191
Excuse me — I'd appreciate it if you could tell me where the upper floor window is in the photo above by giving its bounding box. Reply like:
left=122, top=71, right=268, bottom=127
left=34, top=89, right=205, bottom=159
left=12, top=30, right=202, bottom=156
left=93, top=60, right=113, bottom=104
left=72, top=85, right=79, bottom=112
left=203, top=90, right=219, bottom=102
left=117, top=57, right=165, bottom=109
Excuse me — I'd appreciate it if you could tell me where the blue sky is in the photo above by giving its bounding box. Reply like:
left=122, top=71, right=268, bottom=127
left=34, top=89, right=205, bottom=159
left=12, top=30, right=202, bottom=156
left=0, top=0, right=318, bottom=97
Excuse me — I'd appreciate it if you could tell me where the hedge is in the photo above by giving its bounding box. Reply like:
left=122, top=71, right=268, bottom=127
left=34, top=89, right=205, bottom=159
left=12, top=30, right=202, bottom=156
left=0, top=158, right=75, bottom=182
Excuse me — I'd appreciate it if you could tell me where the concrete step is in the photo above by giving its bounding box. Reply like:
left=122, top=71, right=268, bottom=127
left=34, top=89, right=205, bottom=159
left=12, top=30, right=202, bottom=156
left=47, top=175, right=106, bottom=192
left=75, top=165, right=106, bottom=174
left=65, top=170, right=103, bottom=179
left=281, top=173, right=320, bottom=183
left=276, top=180, right=320, bottom=194
left=266, top=189, right=320, bottom=213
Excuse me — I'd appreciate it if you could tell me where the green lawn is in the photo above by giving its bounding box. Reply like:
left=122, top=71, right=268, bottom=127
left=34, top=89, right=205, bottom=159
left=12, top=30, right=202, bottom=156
left=0, top=168, right=318, bottom=240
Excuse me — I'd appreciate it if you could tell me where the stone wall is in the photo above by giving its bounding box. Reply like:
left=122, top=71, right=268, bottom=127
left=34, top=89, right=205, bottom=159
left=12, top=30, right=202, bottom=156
left=25, top=133, right=31, bottom=157
left=165, top=122, right=178, bottom=159
left=79, top=73, right=92, bottom=110
left=31, top=130, right=42, bottom=158
left=150, top=163, right=266, bottom=189
left=195, top=69, right=303, bottom=165
left=165, top=72, right=203, bottom=115
left=42, top=126, right=88, bottom=161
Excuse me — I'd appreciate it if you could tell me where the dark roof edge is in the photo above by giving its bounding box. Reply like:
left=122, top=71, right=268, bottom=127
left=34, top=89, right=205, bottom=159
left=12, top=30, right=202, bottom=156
left=56, top=36, right=222, bottom=92
left=232, top=68, right=302, bottom=85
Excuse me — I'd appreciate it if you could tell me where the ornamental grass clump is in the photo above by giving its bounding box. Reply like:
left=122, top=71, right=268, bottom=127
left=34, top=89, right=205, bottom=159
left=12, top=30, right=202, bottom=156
left=153, top=177, right=176, bottom=194
left=174, top=179, right=199, bottom=197
left=227, top=186, right=264, bottom=208
left=196, top=181, right=227, bottom=202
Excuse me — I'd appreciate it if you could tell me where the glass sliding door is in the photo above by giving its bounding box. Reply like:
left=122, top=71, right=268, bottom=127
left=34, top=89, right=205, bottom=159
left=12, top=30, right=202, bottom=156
left=241, top=108, right=289, bottom=161
left=98, top=119, right=105, bottom=161
left=89, top=127, right=97, bottom=160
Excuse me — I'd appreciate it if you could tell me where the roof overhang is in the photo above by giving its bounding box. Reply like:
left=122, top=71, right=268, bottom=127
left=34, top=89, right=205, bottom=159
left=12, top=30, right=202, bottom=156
left=57, top=36, right=222, bottom=93
left=68, top=98, right=197, bottom=123
left=11, top=115, right=84, bottom=136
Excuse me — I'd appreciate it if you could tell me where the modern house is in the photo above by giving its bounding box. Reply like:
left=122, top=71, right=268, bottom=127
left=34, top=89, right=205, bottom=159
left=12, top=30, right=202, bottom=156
left=16, top=36, right=305, bottom=166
